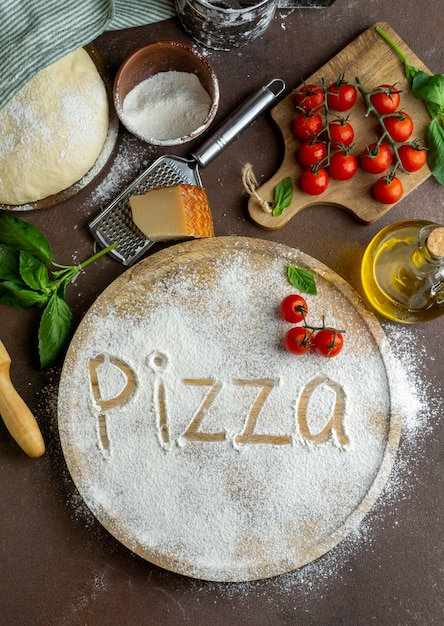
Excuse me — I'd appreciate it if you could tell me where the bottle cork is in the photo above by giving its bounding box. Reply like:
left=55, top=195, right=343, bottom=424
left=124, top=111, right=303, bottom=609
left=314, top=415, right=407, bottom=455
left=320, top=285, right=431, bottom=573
left=427, top=227, right=444, bottom=258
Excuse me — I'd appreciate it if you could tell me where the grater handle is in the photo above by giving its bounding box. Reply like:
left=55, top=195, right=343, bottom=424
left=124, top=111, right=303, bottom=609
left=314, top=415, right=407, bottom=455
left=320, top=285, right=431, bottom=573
left=191, top=78, right=285, bottom=169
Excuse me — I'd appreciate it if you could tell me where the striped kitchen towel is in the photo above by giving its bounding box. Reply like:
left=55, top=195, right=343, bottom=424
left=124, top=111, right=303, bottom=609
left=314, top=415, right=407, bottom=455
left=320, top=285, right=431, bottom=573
left=0, top=0, right=175, bottom=110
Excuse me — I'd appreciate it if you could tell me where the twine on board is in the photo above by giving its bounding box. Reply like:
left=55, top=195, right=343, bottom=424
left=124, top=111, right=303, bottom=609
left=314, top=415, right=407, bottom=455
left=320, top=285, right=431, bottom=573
left=241, top=163, right=272, bottom=214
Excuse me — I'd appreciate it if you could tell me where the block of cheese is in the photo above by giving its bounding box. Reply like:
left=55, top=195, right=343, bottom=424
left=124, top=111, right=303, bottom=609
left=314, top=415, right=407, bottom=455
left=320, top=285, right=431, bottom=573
left=129, top=184, right=214, bottom=242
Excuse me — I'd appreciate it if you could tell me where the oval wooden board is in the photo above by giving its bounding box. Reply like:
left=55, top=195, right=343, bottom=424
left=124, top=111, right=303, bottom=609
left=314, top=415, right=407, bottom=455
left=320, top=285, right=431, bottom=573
left=58, top=237, right=402, bottom=582
left=1, top=44, right=119, bottom=212
left=248, top=22, right=432, bottom=230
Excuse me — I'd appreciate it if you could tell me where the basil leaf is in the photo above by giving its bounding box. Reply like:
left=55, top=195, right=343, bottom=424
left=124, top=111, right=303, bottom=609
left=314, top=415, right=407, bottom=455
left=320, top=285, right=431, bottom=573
left=427, top=118, right=444, bottom=185
left=0, top=213, right=51, bottom=264
left=412, top=73, right=444, bottom=109
left=0, top=281, right=49, bottom=308
left=0, top=245, right=22, bottom=282
left=38, top=294, right=74, bottom=368
left=286, top=265, right=317, bottom=295
left=273, top=177, right=293, bottom=217
left=19, top=250, right=50, bottom=292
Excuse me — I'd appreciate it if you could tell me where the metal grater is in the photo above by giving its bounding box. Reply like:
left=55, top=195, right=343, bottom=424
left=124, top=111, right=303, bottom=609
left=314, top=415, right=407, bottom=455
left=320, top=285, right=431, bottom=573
left=89, top=156, right=202, bottom=266
left=89, top=79, right=285, bottom=266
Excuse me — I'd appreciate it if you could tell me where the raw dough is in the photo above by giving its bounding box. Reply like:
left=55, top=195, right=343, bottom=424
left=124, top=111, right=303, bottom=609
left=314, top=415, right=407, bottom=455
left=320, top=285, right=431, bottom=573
left=0, top=48, right=109, bottom=205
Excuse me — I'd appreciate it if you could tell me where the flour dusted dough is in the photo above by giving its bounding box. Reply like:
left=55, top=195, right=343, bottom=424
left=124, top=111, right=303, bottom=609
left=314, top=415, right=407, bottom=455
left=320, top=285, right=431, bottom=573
left=0, top=48, right=109, bottom=205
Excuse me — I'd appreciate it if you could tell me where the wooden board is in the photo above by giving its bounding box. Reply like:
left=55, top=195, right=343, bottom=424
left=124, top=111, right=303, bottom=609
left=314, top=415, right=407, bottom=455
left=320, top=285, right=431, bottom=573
left=58, top=237, right=402, bottom=582
left=248, top=22, right=432, bottom=229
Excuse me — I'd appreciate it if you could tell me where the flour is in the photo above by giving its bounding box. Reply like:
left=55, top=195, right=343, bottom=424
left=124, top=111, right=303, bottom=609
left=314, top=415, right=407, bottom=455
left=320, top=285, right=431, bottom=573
left=58, top=239, right=407, bottom=583
left=122, top=71, right=212, bottom=141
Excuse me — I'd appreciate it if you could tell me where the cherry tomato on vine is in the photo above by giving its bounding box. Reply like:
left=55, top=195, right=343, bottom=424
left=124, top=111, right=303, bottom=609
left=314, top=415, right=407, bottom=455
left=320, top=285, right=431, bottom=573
left=313, top=328, right=344, bottom=358
left=293, top=83, right=324, bottom=112
left=328, top=151, right=358, bottom=181
left=300, top=167, right=329, bottom=195
left=369, top=84, right=401, bottom=114
left=360, top=142, right=392, bottom=174
left=327, top=81, right=357, bottom=112
left=328, top=119, right=354, bottom=149
left=373, top=176, right=403, bottom=204
left=292, top=112, right=324, bottom=140
left=297, top=139, right=327, bottom=168
left=280, top=294, right=309, bottom=323
left=284, top=326, right=314, bottom=355
left=398, top=143, right=427, bottom=172
left=383, top=111, right=414, bottom=142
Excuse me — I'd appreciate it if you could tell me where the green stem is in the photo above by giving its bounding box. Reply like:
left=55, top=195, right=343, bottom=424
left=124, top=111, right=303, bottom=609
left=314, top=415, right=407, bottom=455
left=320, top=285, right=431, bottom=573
left=375, top=26, right=408, bottom=65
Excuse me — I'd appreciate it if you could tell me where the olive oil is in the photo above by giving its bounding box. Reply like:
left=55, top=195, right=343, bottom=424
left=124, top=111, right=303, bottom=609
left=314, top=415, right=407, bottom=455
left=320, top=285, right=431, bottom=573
left=361, top=220, right=444, bottom=323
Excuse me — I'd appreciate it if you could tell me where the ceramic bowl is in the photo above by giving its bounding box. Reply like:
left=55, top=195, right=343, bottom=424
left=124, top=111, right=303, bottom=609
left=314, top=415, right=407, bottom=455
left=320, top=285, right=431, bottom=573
left=113, top=40, right=220, bottom=146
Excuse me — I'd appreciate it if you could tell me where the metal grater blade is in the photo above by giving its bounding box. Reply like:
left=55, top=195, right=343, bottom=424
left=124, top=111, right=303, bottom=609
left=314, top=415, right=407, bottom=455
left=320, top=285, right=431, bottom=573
left=89, top=155, right=202, bottom=266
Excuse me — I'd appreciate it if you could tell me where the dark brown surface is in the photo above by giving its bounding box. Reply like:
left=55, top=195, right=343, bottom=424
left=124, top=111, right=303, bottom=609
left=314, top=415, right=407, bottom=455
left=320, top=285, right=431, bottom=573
left=1, top=2, right=443, bottom=624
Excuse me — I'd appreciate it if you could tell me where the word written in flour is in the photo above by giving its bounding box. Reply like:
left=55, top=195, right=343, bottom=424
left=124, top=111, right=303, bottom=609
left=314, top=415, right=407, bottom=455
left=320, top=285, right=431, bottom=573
left=88, top=351, right=350, bottom=456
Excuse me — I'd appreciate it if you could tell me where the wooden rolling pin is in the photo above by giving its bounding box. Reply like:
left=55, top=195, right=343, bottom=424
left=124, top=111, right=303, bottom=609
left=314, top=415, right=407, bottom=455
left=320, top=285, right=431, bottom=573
left=0, top=340, right=45, bottom=458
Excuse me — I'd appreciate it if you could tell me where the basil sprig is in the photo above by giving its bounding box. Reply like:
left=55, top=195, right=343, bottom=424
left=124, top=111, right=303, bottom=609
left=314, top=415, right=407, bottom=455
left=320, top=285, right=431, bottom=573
left=286, top=265, right=317, bottom=295
left=272, top=177, right=293, bottom=216
left=376, top=25, right=444, bottom=185
left=0, top=213, right=116, bottom=368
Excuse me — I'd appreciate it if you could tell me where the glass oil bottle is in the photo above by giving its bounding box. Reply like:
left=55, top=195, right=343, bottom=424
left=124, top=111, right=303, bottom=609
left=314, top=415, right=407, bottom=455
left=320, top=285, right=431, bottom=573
left=361, top=220, right=444, bottom=323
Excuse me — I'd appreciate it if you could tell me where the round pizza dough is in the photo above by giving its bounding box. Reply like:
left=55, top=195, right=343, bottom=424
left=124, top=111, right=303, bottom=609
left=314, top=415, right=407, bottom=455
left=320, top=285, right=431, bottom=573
left=0, top=48, right=109, bottom=205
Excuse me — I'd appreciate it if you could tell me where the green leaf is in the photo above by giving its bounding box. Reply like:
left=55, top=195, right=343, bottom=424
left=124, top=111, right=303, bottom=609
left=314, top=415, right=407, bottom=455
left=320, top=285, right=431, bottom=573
left=427, top=118, right=444, bottom=186
left=0, top=281, right=49, bottom=308
left=0, top=244, right=22, bottom=282
left=272, top=177, right=293, bottom=217
left=19, top=250, right=51, bottom=292
left=286, top=265, right=317, bottom=295
left=412, top=72, right=444, bottom=112
left=38, top=294, right=74, bottom=368
left=0, top=213, right=52, bottom=264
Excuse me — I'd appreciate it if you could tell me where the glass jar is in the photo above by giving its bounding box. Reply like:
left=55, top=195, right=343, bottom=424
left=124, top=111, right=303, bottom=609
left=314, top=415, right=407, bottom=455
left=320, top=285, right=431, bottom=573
left=361, top=220, right=444, bottom=323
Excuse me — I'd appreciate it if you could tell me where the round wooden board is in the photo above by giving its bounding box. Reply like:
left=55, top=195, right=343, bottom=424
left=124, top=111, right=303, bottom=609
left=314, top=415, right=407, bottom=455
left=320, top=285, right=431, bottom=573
left=1, top=44, right=119, bottom=212
left=58, top=237, right=402, bottom=582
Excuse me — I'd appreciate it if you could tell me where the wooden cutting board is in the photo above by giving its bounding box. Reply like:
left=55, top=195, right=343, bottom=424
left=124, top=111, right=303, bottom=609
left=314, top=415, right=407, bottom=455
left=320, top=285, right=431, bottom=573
left=248, top=22, right=432, bottom=230
left=58, top=237, right=402, bottom=582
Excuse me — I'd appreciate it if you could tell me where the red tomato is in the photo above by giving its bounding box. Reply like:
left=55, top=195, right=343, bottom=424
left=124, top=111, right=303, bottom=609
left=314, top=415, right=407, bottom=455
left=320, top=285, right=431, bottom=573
left=373, top=176, right=403, bottom=204
left=328, top=119, right=354, bottom=149
left=313, top=328, right=344, bottom=358
left=284, top=326, right=314, bottom=355
left=369, top=84, right=401, bottom=114
left=292, top=112, right=324, bottom=140
left=280, top=294, right=309, bottom=323
left=327, top=81, right=357, bottom=112
left=398, top=143, right=427, bottom=172
left=297, top=139, right=327, bottom=168
left=360, top=142, right=392, bottom=174
left=328, top=151, right=358, bottom=181
left=383, top=111, right=414, bottom=142
left=293, top=83, right=324, bottom=112
left=300, top=167, right=329, bottom=195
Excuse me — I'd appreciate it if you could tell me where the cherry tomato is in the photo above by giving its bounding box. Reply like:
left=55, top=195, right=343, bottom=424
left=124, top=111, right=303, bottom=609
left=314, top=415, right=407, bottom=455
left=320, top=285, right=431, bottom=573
left=328, top=119, right=354, bottom=149
left=292, top=112, right=324, bottom=140
left=360, top=142, right=392, bottom=174
left=297, top=139, right=327, bottom=168
left=398, top=143, right=427, bottom=172
left=313, top=328, right=344, bottom=358
left=369, top=84, right=401, bottom=114
left=373, top=176, right=403, bottom=204
left=327, top=81, right=357, bottom=112
left=293, top=84, right=324, bottom=112
left=284, top=326, right=314, bottom=355
left=280, top=294, right=309, bottom=323
left=383, top=111, right=414, bottom=142
left=300, top=167, right=329, bottom=195
left=328, top=151, right=358, bottom=181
